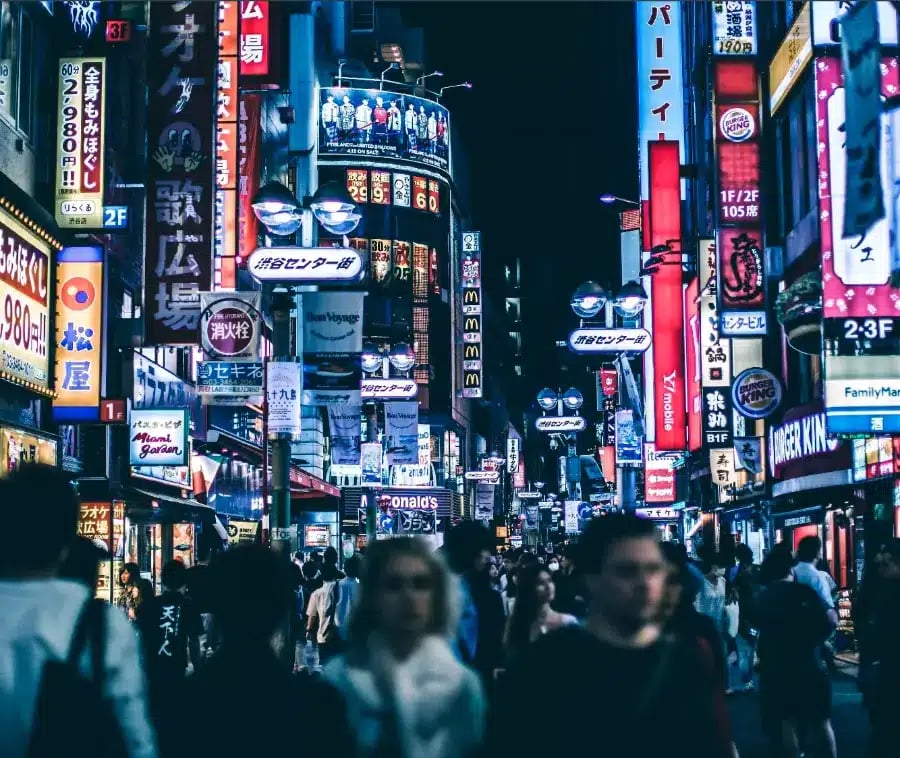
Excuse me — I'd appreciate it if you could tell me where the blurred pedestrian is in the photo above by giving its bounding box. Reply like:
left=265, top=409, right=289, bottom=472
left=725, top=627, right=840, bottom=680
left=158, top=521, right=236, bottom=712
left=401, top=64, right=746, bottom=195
left=0, top=465, right=156, bottom=757
left=307, top=563, right=345, bottom=664
left=504, top=564, right=577, bottom=662
left=325, top=537, right=485, bottom=757
left=58, top=536, right=108, bottom=591
left=443, top=520, right=493, bottom=665
left=183, top=545, right=353, bottom=757
left=116, top=561, right=142, bottom=621
left=490, top=515, right=733, bottom=757
left=553, top=543, right=589, bottom=619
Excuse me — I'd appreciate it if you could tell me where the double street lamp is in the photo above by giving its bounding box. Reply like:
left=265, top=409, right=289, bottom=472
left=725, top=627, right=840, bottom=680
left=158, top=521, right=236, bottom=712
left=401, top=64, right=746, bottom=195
left=570, top=279, right=648, bottom=322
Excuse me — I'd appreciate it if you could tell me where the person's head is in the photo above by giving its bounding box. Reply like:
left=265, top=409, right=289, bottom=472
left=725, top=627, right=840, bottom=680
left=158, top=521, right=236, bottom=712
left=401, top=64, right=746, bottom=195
left=58, top=537, right=108, bottom=589
left=209, top=545, right=294, bottom=648
left=344, top=554, right=361, bottom=580
left=323, top=546, right=339, bottom=568
left=547, top=556, right=560, bottom=572
left=518, top=564, right=556, bottom=607
left=120, top=562, right=140, bottom=587
left=349, top=537, right=454, bottom=649
left=321, top=562, right=343, bottom=582
left=488, top=562, right=499, bottom=581
left=578, top=514, right=666, bottom=631
left=560, top=544, right=577, bottom=574
left=796, top=535, right=822, bottom=564
left=311, top=550, right=323, bottom=565
left=133, top=578, right=155, bottom=607
left=658, top=542, right=701, bottom=623
left=734, top=543, right=754, bottom=567
left=517, top=551, right=539, bottom=571
left=701, top=553, right=726, bottom=579
left=877, top=538, right=900, bottom=581
left=0, top=464, right=79, bottom=577
left=443, top=520, right=492, bottom=575
left=502, top=554, right=515, bottom=573
left=301, top=560, right=319, bottom=581
left=761, top=545, right=795, bottom=585
left=161, top=559, right=188, bottom=592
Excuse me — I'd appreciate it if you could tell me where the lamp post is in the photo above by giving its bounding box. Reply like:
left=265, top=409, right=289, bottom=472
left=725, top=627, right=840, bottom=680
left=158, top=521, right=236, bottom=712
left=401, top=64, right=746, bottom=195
left=251, top=180, right=361, bottom=556
left=438, top=82, right=473, bottom=98
left=599, top=194, right=640, bottom=207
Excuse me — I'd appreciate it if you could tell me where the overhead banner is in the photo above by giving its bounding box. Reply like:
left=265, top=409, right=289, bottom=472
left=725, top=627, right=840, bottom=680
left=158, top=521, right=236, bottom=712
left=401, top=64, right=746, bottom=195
left=319, top=87, right=450, bottom=176
left=475, top=483, right=494, bottom=521
left=714, top=59, right=765, bottom=337
left=199, top=291, right=261, bottom=358
left=648, top=141, right=686, bottom=451
left=615, top=409, right=642, bottom=466
left=818, top=56, right=900, bottom=434
left=328, top=404, right=362, bottom=466
left=129, top=409, right=189, bottom=467
left=360, top=442, right=383, bottom=486
left=711, top=1, right=757, bottom=55
left=839, top=1, right=884, bottom=238
left=55, top=58, right=106, bottom=230
left=145, top=1, right=217, bottom=345
left=384, top=402, right=419, bottom=465
left=461, top=231, right=483, bottom=398
left=301, top=292, right=363, bottom=406
left=53, top=246, right=104, bottom=422
left=0, top=207, right=52, bottom=391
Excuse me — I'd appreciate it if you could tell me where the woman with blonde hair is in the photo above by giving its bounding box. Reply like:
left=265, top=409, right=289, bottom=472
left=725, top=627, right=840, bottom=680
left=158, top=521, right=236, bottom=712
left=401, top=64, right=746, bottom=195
left=324, top=537, right=486, bottom=758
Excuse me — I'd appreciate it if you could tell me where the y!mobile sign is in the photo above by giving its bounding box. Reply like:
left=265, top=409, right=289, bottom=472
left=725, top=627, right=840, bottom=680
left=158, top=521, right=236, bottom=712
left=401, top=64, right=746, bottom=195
left=55, top=58, right=106, bottom=230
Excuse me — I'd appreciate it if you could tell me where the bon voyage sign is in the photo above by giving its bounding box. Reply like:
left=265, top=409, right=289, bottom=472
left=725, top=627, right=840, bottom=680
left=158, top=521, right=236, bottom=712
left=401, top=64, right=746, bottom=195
left=129, top=409, right=188, bottom=467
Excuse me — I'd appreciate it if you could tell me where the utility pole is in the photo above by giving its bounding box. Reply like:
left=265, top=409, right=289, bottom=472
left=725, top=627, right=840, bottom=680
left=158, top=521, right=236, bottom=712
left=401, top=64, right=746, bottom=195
left=269, top=289, right=295, bottom=557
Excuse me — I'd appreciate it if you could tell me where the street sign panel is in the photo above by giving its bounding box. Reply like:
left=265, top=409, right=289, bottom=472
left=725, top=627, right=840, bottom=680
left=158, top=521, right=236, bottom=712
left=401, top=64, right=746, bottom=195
left=360, top=378, right=418, bottom=400
left=568, top=328, right=652, bottom=353
left=535, top=416, right=587, bottom=433
left=465, top=471, right=500, bottom=482
left=247, top=246, right=365, bottom=283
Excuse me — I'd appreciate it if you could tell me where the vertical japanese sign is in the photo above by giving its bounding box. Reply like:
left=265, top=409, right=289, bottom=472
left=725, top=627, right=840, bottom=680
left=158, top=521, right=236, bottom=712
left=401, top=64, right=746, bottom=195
left=818, top=56, right=900, bottom=434
left=685, top=277, right=702, bottom=452
left=55, top=58, right=106, bottom=230
left=648, top=142, right=686, bottom=451
left=699, top=239, right=733, bottom=448
left=53, top=246, right=103, bottom=422
left=713, top=59, right=765, bottom=337
left=711, top=1, right=757, bottom=55
left=239, top=0, right=269, bottom=77
left=216, top=2, right=239, bottom=290
left=145, top=1, right=217, bottom=345
left=237, top=94, right=261, bottom=263
left=461, top=231, right=482, bottom=398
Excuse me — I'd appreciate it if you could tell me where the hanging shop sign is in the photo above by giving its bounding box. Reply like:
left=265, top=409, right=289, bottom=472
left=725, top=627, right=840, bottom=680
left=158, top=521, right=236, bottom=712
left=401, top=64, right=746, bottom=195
left=507, top=437, right=520, bottom=474
left=567, top=328, right=651, bottom=354
left=266, top=361, right=302, bottom=437
left=237, top=94, right=262, bottom=264
left=55, top=58, right=106, bottom=230
left=685, top=277, right=702, bottom=452
left=328, top=404, right=362, bottom=466
left=239, top=1, right=270, bottom=76
left=145, top=1, right=217, bottom=345
left=648, top=141, right=687, bottom=451
left=711, top=1, right=757, bottom=56
left=53, top=246, right=104, bottom=422
left=129, top=409, right=188, bottom=467
left=732, top=367, right=781, bottom=419
left=733, top=436, right=764, bottom=475
left=465, top=470, right=500, bottom=483
left=702, top=387, right=734, bottom=448
left=360, top=378, right=418, bottom=400
left=199, top=291, right=261, bottom=358
left=767, top=405, right=847, bottom=480
left=345, top=169, right=441, bottom=215
left=461, top=231, right=483, bottom=398
left=226, top=519, right=259, bottom=545
left=710, top=447, right=737, bottom=488
left=615, top=408, right=642, bottom=466
left=699, top=239, right=732, bottom=388
left=0, top=424, right=57, bottom=476
left=769, top=1, right=812, bottom=114
left=535, top=416, right=586, bottom=433
left=301, top=291, right=364, bottom=406
left=0, top=208, right=52, bottom=392
left=197, top=360, right=263, bottom=397
left=246, top=246, right=365, bottom=283
left=215, top=1, right=239, bottom=290
left=644, top=443, right=676, bottom=503
left=384, top=401, right=418, bottom=465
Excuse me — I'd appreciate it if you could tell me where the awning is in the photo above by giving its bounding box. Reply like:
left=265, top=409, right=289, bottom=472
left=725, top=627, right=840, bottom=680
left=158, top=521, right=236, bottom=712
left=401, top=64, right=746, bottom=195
left=121, top=486, right=217, bottom=523
left=771, top=469, right=853, bottom=498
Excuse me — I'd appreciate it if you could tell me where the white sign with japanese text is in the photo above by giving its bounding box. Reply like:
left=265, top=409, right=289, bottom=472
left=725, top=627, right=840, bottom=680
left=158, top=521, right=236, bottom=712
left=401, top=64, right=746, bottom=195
left=636, top=2, right=686, bottom=198
left=699, top=239, right=732, bottom=388
left=568, top=328, right=652, bottom=354
left=535, top=416, right=587, bottom=433
left=247, top=247, right=365, bottom=283
left=55, top=58, right=105, bottom=230
left=360, top=379, right=418, bottom=400
left=129, top=409, right=188, bottom=467
left=711, top=2, right=757, bottom=56
left=266, top=361, right=302, bottom=437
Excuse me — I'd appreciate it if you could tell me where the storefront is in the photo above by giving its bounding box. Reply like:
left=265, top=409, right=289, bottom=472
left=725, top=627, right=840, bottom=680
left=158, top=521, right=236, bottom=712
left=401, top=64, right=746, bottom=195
left=718, top=503, right=767, bottom=565
left=0, top=423, right=58, bottom=475
left=635, top=505, right=683, bottom=544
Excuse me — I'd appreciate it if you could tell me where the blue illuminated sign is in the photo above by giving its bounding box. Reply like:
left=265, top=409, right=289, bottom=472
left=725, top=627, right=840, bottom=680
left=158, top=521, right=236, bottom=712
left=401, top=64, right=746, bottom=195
left=102, top=206, right=128, bottom=229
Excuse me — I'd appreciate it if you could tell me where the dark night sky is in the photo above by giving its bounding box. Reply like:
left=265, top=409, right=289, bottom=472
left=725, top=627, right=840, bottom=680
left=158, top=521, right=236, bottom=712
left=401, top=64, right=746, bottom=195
left=395, top=2, right=638, bottom=395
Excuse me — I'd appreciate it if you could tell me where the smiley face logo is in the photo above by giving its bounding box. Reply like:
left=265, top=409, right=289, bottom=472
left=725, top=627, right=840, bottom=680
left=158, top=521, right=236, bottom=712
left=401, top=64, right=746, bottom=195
left=60, top=276, right=96, bottom=311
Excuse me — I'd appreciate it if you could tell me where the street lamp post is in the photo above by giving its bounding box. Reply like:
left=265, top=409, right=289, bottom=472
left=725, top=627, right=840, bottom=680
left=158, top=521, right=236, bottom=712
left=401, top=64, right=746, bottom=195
left=251, top=180, right=361, bottom=556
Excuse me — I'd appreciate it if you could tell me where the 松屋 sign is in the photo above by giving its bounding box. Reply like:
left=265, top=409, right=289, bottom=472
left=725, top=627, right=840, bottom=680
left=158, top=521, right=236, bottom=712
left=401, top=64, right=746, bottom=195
left=55, top=58, right=106, bottom=230
left=129, top=409, right=188, bottom=467
left=247, top=247, right=365, bottom=283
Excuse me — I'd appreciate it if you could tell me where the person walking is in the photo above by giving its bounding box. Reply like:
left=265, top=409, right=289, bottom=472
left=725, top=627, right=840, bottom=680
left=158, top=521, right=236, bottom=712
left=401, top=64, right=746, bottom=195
left=728, top=543, right=760, bottom=692
left=0, top=464, right=157, bottom=758
left=504, top=564, right=578, bottom=662
left=324, top=537, right=485, bottom=758
left=552, top=543, right=589, bottom=619
left=695, top=553, right=731, bottom=692
left=184, top=545, right=354, bottom=757
left=116, top=561, right=142, bottom=621
left=793, top=536, right=839, bottom=628
left=490, top=515, right=733, bottom=757
left=334, top=555, right=361, bottom=634
left=442, top=520, right=493, bottom=665
left=306, top=563, right=345, bottom=664
left=756, top=545, right=836, bottom=758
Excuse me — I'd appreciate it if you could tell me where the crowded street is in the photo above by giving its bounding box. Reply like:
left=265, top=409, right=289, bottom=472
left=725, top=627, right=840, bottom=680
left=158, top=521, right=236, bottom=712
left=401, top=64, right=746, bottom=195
left=2, top=1, right=900, bottom=757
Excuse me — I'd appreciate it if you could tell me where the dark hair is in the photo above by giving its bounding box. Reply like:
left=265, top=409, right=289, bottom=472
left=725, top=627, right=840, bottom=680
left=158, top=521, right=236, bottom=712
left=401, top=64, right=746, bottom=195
left=344, top=554, right=361, bottom=579
left=133, top=578, right=155, bottom=609
left=120, top=562, right=141, bottom=585
left=761, top=544, right=794, bottom=584
left=0, top=464, right=78, bottom=574
left=443, top=520, right=492, bottom=574
left=578, top=514, right=656, bottom=575
left=796, top=535, right=822, bottom=563
left=301, top=560, right=319, bottom=581
left=323, top=546, right=339, bottom=566
left=209, top=545, right=294, bottom=645
left=504, top=564, right=554, bottom=656
left=734, top=543, right=754, bottom=566
left=59, top=537, right=108, bottom=589
left=161, top=559, right=188, bottom=590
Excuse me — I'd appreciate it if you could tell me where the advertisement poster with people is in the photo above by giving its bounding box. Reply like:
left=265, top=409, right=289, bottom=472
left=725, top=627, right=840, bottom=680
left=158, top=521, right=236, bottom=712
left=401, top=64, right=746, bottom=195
left=319, top=87, right=450, bottom=174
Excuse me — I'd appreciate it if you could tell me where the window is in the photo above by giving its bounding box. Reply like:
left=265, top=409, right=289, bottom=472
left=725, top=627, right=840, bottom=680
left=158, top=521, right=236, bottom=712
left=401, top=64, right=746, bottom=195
left=0, top=1, right=34, bottom=136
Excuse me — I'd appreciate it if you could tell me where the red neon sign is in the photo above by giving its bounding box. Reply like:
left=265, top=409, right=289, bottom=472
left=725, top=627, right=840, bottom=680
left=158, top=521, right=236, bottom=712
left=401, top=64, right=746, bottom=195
left=684, top=277, right=702, bottom=452
left=239, top=1, right=270, bottom=77
left=648, top=141, right=687, bottom=451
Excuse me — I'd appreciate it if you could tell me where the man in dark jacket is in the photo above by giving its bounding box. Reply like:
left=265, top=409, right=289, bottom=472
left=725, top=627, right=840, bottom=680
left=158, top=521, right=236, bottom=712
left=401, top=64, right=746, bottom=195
left=553, top=543, right=589, bottom=618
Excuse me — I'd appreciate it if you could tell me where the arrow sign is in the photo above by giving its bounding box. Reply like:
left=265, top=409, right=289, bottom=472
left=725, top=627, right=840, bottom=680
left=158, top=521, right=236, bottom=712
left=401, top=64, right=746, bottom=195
left=568, top=328, right=652, bottom=354
left=247, top=246, right=365, bottom=284
left=535, top=416, right=587, bottom=432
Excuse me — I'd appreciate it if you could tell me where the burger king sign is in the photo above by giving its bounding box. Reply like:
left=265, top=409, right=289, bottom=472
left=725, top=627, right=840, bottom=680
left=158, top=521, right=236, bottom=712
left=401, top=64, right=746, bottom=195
left=732, top=368, right=781, bottom=419
left=719, top=107, right=755, bottom=143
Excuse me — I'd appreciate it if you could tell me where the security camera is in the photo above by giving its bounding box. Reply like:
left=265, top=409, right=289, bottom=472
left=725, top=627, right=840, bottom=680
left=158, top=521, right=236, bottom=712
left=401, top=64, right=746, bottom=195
left=549, top=438, right=559, bottom=451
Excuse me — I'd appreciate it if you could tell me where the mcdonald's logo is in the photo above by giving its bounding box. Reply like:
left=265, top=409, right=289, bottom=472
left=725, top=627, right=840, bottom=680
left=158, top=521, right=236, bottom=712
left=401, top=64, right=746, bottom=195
left=464, top=372, right=481, bottom=387
left=463, top=289, right=480, bottom=304
left=464, top=344, right=481, bottom=359
left=464, top=317, right=481, bottom=332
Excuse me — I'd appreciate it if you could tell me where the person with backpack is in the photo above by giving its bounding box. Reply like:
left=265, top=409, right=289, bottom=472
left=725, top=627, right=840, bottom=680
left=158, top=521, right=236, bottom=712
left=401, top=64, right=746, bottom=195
left=728, top=543, right=760, bottom=693
left=0, top=464, right=157, bottom=758
left=307, top=563, right=345, bottom=663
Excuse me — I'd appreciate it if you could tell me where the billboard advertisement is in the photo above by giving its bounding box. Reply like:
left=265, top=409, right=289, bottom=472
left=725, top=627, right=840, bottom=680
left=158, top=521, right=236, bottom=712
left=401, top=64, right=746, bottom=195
left=144, top=1, right=217, bottom=344
left=319, top=87, right=450, bottom=176
left=818, top=56, right=900, bottom=434
left=0, top=207, right=51, bottom=391
left=0, top=424, right=57, bottom=476
left=461, top=231, right=483, bottom=398
left=714, top=59, right=765, bottom=337
left=55, top=58, right=106, bottom=230
left=644, top=443, right=676, bottom=503
left=53, top=246, right=104, bottom=422
left=648, top=141, right=686, bottom=451
left=301, top=292, right=364, bottom=406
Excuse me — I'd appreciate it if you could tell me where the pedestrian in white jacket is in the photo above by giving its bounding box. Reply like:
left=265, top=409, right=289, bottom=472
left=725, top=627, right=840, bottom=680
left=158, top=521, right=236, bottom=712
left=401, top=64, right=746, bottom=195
left=0, top=464, right=157, bottom=758
left=325, top=537, right=485, bottom=758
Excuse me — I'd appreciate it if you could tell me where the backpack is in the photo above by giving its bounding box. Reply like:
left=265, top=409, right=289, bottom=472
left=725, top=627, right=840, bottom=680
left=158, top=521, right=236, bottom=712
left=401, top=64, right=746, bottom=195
left=28, top=598, right=128, bottom=757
